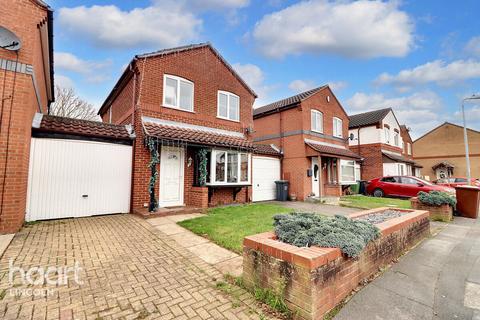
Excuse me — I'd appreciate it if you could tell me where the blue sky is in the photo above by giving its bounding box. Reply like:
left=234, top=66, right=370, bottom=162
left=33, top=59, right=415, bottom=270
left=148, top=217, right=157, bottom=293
left=48, top=0, right=480, bottom=138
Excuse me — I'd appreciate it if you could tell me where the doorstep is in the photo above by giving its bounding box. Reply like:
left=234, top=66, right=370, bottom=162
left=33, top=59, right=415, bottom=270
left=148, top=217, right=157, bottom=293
left=147, top=214, right=243, bottom=277
left=134, top=206, right=206, bottom=218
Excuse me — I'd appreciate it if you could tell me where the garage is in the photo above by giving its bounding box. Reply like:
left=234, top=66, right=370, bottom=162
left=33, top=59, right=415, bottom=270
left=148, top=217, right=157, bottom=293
left=26, top=114, right=134, bottom=221
left=252, top=150, right=281, bottom=202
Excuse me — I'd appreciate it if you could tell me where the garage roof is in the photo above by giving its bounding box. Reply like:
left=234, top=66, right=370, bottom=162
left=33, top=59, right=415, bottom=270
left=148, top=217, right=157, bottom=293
left=253, top=144, right=282, bottom=156
left=306, top=141, right=362, bottom=160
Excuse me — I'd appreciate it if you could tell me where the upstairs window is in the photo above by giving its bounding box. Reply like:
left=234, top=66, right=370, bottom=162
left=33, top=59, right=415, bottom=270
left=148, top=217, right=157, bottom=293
left=218, top=91, right=240, bottom=122
left=163, top=74, right=194, bottom=112
left=333, top=117, right=343, bottom=138
left=311, top=110, right=323, bottom=133
left=394, top=131, right=399, bottom=146
left=407, top=143, right=412, bottom=155
left=384, top=128, right=390, bottom=144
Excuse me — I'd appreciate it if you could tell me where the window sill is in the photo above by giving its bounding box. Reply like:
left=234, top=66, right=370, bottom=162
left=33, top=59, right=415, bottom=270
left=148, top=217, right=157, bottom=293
left=217, top=116, right=240, bottom=123
left=311, top=129, right=324, bottom=134
left=162, top=104, right=196, bottom=114
left=207, top=183, right=251, bottom=187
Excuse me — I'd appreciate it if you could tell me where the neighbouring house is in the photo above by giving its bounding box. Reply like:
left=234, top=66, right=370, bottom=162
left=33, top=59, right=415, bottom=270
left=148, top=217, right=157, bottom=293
left=413, top=122, right=480, bottom=180
left=0, top=0, right=54, bottom=233
left=253, top=86, right=362, bottom=201
left=99, top=43, right=259, bottom=212
left=348, top=108, right=422, bottom=181
left=400, top=125, right=422, bottom=177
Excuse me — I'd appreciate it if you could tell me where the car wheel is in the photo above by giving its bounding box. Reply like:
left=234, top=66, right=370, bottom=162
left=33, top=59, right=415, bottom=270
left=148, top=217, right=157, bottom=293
left=373, top=188, right=384, bottom=197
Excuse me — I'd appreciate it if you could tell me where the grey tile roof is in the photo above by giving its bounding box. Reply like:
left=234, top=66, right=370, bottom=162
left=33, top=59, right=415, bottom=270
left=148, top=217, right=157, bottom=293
left=348, top=108, right=392, bottom=129
left=253, top=85, right=328, bottom=118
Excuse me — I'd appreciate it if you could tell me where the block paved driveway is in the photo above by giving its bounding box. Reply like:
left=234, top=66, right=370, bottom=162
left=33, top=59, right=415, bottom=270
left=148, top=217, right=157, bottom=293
left=0, top=214, right=274, bottom=320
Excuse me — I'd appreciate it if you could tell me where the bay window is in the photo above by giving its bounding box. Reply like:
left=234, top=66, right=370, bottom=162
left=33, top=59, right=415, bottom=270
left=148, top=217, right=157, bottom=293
left=333, top=117, right=343, bottom=138
left=163, top=74, right=194, bottom=111
left=218, top=91, right=240, bottom=121
left=340, top=160, right=361, bottom=184
left=211, top=150, right=250, bottom=185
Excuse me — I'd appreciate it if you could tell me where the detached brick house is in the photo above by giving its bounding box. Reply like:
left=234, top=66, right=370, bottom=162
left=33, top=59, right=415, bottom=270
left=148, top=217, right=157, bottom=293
left=253, top=86, right=362, bottom=201
left=99, top=43, right=259, bottom=212
left=0, top=0, right=54, bottom=233
left=348, top=108, right=422, bottom=181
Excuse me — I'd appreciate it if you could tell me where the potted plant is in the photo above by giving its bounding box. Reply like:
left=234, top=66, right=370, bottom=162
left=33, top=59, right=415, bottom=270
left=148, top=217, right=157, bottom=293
left=411, top=191, right=456, bottom=222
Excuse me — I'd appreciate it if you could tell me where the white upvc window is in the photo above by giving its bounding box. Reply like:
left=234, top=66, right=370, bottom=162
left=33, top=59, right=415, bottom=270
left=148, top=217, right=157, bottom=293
left=163, top=74, right=194, bottom=112
left=311, top=110, right=323, bottom=133
left=340, top=160, right=361, bottom=185
left=333, top=117, right=343, bottom=138
left=210, top=150, right=250, bottom=185
left=384, top=127, right=390, bottom=144
left=217, top=91, right=240, bottom=122
left=407, top=143, right=412, bottom=155
left=394, top=131, right=399, bottom=146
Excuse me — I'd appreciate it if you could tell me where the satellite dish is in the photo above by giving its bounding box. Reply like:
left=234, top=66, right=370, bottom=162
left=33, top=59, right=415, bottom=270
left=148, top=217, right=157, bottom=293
left=0, top=26, right=21, bottom=51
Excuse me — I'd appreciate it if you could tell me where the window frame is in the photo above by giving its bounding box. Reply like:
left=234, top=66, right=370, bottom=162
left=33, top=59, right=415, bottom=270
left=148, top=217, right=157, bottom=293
left=384, top=127, right=390, bottom=144
left=333, top=117, right=343, bottom=138
left=394, top=131, right=399, bottom=146
left=209, top=149, right=251, bottom=185
left=217, top=91, right=240, bottom=122
left=340, top=160, right=361, bottom=185
left=407, top=143, right=412, bottom=155
left=162, top=74, right=194, bottom=112
left=311, top=110, right=324, bottom=133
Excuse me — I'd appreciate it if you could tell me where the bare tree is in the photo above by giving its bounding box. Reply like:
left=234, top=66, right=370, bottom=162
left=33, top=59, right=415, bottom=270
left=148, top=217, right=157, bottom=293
left=50, top=85, right=99, bottom=121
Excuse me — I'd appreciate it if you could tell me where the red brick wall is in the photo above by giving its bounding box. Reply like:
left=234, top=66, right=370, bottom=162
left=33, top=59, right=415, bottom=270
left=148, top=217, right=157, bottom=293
left=350, top=144, right=383, bottom=181
left=253, top=87, right=349, bottom=200
left=0, top=0, right=51, bottom=233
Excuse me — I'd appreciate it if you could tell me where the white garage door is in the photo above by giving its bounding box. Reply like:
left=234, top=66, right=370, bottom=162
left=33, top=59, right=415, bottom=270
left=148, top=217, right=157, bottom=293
left=252, top=156, right=281, bottom=202
left=26, top=138, right=132, bottom=221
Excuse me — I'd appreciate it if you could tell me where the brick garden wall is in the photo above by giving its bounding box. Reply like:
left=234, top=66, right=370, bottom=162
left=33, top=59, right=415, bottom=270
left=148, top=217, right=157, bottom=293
left=411, top=197, right=453, bottom=222
left=243, top=209, right=430, bottom=320
left=0, top=0, right=51, bottom=233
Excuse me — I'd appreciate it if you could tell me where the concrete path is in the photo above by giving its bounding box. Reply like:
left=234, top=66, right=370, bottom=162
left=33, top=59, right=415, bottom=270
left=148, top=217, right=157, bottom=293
left=335, top=217, right=480, bottom=320
left=148, top=214, right=244, bottom=277
left=270, top=200, right=359, bottom=216
left=0, top=233, right=14, bottom=258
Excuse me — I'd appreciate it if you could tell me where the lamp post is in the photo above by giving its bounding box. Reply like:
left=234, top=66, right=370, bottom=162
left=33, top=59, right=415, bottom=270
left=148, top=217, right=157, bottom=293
left=461, top=94, right=480, bottom=185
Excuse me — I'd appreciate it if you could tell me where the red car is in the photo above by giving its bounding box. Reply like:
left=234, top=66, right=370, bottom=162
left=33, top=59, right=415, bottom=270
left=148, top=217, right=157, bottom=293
left=433, top=177, right=480, bottom=188
left=366, top=176, right=455, bottom=198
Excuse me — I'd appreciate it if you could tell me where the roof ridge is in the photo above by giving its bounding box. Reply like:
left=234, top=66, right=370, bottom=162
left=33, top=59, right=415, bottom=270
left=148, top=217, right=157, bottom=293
left=135, top=42, right=210, bottom=59
left=259, top=85, right=327, bottom=109
left=43, top=114, right=125, bottom=128
left=349, top=107, right=391, bottom=118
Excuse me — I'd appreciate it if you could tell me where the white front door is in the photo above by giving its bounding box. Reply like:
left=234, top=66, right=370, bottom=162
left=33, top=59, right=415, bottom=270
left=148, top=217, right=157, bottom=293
left=159, top=146, right=185, bottom=207
left=311, top=157, right=320, bottom=197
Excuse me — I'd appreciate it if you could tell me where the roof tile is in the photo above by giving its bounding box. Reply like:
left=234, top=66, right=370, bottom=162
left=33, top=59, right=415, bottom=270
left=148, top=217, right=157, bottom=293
left=143, top=121, right=253, bottom=150
left=306, top=141, right=361, bottom=160
left=34, top=114, right=132, bottom=140
left=349, top=108, right=391, bottom=128
left=253, top=144, right=282, bottom=156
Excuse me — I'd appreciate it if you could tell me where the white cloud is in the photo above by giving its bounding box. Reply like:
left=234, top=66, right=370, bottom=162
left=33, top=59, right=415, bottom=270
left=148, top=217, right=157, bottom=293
left=465, top=36, right=480, bottom=57
left=180, top=0, right=250, bottom=11
left=346, top=91, right=444, bottom=138
left=232, top=63, right=274, bottom=107
left=252, top=0, right=414, bottom=59
left=328, top=81, right=347, bottom=92
left=55, top=52, right=112, bottom=83
left=453, top=105, right=480, bottom=131
left=288, top=80, right=316, bottom=93
left=375, top=59, right=480, bottom=89
left=55, top=74, right=74, bottom=89
left=58, top=3, right=202, bottom=49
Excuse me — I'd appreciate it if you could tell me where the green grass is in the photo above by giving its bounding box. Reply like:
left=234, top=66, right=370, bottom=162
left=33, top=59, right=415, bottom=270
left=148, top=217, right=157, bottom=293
left=340, top=195, right=412, bottom=210
left=178, top=203, right=292, bottom=254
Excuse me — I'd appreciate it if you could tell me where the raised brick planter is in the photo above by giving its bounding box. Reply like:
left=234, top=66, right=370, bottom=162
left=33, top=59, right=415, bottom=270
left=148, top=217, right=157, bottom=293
left=411, top=197, right=453, bottom=222
left=242, top=207, right=430, bottom=320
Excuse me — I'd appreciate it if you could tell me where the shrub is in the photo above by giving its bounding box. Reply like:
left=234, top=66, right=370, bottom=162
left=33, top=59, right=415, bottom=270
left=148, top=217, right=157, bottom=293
left=273, top=213, right=380, bottom=258
left=417, top=191, right=456, bottom=208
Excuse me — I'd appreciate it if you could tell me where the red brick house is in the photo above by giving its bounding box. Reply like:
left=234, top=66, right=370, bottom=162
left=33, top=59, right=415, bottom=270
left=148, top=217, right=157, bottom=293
left=0, top=0, right=54, bottom=233
left=348, top=108, right=422, bottom=181
left=253, top=86, right=361, bottom=201
left=99, top=43, right=259, bottom=212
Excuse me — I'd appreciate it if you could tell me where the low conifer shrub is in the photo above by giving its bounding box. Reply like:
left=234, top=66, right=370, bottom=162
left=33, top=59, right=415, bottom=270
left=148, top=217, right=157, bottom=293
left=417, top=191, right=456, bottom=208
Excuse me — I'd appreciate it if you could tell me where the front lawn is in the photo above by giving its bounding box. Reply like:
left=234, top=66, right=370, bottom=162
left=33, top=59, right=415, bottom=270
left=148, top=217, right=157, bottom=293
left=340, top=195, right=412, bottom=209
left=178, top=203, right=292, bottom=254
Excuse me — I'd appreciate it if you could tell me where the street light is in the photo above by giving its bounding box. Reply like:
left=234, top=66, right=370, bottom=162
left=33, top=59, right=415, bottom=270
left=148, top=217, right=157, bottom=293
left=461, top=94, right=480, bottom=185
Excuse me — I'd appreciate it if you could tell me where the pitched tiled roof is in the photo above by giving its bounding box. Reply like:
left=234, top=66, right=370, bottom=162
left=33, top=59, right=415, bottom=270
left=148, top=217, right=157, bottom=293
left=348, top=108, right=392, bottom=129
left=432, top=161, right=455, bottom=170
left=32, top=114, right=133, bottom=140
left=253, top=144, right=282, bottom=156
left=143, top=120, right=253, bottom=150
left=306, top=141, right=362, bottom=160
left=253, top=86, right=328, bottom=118
left=381, top=151, right=415, bottom=164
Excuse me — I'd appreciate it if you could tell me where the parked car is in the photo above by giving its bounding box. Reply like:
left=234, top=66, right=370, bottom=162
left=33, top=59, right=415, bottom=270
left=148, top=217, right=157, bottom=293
left=366, top=175, right=455, bottom=198
left=433, top=177, right=480, bottom=188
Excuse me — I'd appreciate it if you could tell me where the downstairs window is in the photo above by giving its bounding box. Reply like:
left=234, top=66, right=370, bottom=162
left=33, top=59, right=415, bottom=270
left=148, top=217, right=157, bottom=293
left=210, top=150, right=251, bottom=185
